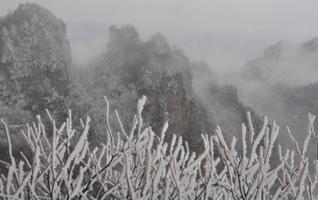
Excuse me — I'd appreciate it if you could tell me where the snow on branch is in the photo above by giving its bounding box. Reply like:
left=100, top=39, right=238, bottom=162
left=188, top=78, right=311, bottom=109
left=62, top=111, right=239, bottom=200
left=0, top=97, right=317, bottom=199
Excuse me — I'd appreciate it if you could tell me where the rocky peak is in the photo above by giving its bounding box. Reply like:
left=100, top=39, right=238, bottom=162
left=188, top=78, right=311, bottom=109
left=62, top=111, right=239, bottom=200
left=0, top=3, right=71, bottom=119
left=88, top=25, right=213, bottom=151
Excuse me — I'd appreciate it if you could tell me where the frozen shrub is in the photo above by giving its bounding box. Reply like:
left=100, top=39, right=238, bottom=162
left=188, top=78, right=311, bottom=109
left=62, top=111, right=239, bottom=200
left=0, top=96, right=317, bottom=199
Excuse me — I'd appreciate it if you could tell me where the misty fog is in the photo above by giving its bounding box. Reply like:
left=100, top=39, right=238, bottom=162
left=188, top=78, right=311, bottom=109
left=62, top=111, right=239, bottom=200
left=3, top=0, right=318, bottom=70
left=1, top=2, right=318, bottom=124
left=2, top=1, right=318, bottom=198
left=2, top=0, right=318, bottom=145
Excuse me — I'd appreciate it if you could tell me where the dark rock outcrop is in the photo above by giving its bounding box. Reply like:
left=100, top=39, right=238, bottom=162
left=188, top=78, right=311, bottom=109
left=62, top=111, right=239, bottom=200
left=83, top=25, right=214, bottom=151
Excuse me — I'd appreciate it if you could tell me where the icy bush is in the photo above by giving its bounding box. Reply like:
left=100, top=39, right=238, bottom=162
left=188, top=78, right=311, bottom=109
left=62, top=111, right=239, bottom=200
left=0, top=96, right=317, bottom=199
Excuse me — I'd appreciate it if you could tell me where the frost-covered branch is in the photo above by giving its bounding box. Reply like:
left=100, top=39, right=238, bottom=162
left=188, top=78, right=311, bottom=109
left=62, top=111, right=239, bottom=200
left=0, top=97, right=317, bottom=199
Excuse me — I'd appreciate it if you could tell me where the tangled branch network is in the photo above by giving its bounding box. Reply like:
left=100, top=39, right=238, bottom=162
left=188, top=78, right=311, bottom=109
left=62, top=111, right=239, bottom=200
left=0, top=95, right=317, bottom=199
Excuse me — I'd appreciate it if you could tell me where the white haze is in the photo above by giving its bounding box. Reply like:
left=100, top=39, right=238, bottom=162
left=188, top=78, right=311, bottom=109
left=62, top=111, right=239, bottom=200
left=3, top=0, right=318, bottom=130
left=3, top=0, right=318, bottom=160
left=2, top=0, right=318, bottom=74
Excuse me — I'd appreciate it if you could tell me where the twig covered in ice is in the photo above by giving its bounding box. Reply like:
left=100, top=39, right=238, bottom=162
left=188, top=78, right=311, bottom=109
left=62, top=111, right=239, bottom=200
left=0, top=96, right=316, bottom=199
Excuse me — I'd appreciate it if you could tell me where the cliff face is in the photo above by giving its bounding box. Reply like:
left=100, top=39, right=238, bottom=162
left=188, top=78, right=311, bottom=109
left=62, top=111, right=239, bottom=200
left=86, top=25, right=213, bottom=150
left=0, top=3, right=71, bottom=122
left=74, top=25, right=259, bottom=151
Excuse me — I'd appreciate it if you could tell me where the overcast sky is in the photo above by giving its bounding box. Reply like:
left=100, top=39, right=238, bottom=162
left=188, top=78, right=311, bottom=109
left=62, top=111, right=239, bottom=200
left=1, top=0, right=318, bottom=72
